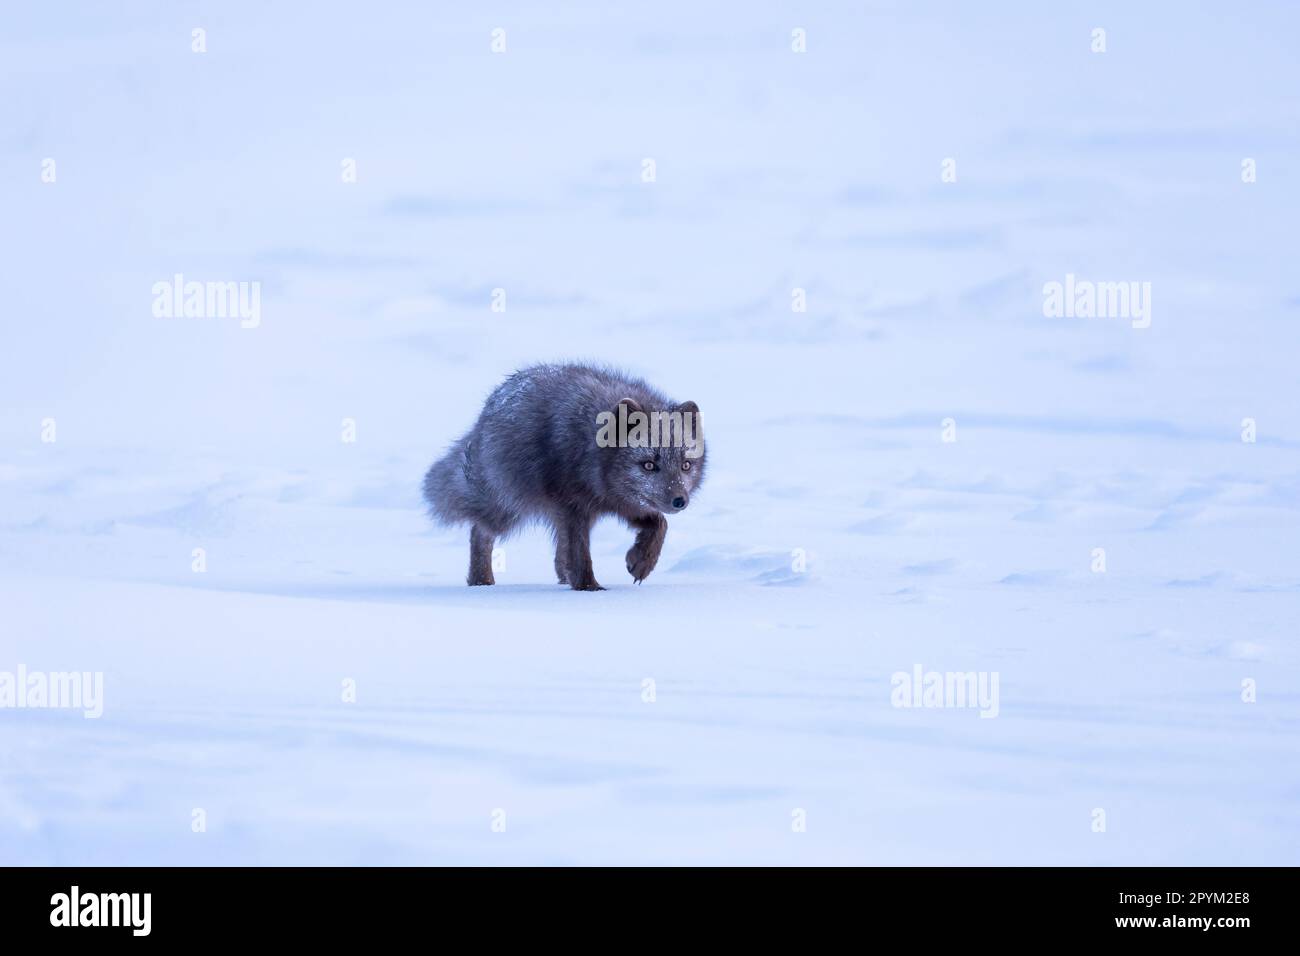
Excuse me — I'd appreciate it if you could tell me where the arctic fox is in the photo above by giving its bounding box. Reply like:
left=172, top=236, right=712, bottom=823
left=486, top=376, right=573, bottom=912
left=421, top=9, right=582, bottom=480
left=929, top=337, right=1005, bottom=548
left=423, top=363, right=706, bottom=590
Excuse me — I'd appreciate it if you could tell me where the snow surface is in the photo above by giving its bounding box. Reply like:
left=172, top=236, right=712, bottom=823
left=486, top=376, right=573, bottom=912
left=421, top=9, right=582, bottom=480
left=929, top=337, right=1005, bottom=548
left=1, top=1, right=1298, bottom=864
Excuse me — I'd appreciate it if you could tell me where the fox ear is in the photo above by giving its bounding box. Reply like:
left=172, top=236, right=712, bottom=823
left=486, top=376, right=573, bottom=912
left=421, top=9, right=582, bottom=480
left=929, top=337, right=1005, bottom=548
left=616, top=396, right=643, bottom=414
left=677, top=400, right=699, bottom=418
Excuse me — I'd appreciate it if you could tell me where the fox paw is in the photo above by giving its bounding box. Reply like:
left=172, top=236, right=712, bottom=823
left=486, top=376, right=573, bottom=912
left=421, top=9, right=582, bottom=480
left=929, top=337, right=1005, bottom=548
left=626, top=543, right=661, bottom=584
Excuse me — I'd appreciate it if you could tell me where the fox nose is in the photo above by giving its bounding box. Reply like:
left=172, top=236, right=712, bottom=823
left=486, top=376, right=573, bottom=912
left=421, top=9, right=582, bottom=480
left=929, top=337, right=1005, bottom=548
left=671, top=495, right=687, bottom=511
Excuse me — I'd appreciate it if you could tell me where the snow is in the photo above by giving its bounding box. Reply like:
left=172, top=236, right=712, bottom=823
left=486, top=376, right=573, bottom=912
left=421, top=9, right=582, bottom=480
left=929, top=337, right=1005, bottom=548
left=1, top=1, right=1297, bottom=864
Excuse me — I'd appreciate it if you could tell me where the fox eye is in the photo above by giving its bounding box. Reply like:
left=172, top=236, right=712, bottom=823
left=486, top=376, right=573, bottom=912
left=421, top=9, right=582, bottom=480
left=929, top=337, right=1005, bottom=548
left=681, top=461, right=692, bottom=472
left=641, top=461, right=657, bottom=472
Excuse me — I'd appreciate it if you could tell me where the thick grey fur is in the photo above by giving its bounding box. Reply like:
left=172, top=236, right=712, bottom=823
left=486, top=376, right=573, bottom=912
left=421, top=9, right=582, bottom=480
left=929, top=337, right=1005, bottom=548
left=422, top=363, right=706, bottom=590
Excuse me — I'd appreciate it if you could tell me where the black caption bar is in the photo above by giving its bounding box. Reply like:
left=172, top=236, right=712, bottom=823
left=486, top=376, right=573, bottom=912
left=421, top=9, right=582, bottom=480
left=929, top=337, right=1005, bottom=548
left=0, top=867, right=1285, bottom=943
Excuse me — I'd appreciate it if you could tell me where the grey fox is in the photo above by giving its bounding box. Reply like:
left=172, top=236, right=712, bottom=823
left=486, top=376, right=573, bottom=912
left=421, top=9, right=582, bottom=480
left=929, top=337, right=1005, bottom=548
left=423, top=363, right=705, bottom=590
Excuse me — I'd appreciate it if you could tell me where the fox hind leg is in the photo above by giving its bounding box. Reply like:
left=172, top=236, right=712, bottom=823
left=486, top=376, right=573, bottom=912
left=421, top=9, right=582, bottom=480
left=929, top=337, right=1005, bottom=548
left=468, top=524, right=496, bottom=586
left=548, top=512, right=571, bottom=584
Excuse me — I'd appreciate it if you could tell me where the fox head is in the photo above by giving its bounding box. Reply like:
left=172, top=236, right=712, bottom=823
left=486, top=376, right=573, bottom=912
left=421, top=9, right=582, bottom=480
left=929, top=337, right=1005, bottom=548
left=600, top=397, right=706, bottom=515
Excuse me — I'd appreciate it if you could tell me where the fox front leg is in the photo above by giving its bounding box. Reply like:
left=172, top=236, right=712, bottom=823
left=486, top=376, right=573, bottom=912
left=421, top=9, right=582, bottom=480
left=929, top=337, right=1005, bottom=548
left=626, top=513, right=667, bottom=584
left=564, top=510, right=603, bottom=591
